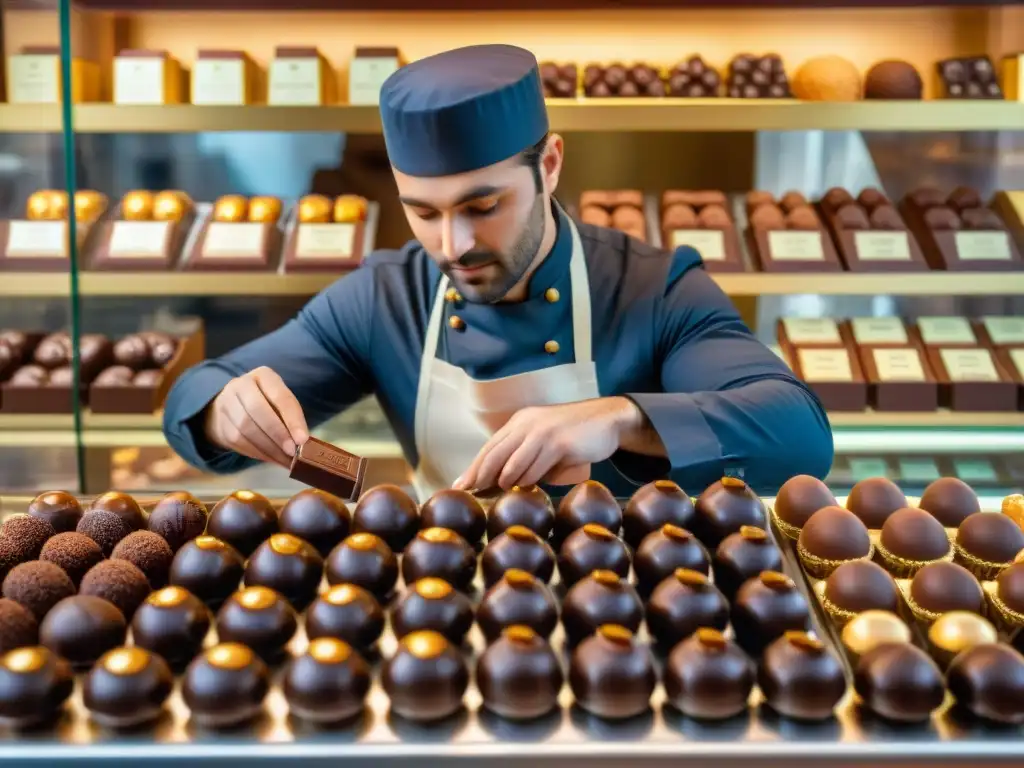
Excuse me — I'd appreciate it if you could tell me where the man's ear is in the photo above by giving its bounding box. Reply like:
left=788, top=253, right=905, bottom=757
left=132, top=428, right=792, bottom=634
left=542, top=134, right=564, bottom=194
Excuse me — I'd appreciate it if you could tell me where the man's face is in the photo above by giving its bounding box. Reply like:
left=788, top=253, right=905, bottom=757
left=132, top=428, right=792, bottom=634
left=393, top=151, right=550, bottom=304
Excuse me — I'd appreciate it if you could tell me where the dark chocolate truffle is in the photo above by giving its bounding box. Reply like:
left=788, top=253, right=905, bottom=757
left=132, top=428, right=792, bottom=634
left=481, top=525, right=556, bottom=587
left=487, top=484, right=555, bottom=540
left=561, top=570, right=643, bottom=647
left=476, top=569, right=558, bottom=642
left=390, top=578, right=474, bottom=644
left=0, top=598, right=37, bottom=654
left=27, top=490, right=83, bottom=534
left=863, top=60, right=923, bottom=99
left=854, top=642, right=943, bottom=722
left=182, top=642, right=270, bottom=728
left=663, top=628, right=754, bottom=720
left=351, top=484, right=419, bottom=552
left=39, top=595, right=126, bottom=668
left=774, top=475, right=837, bottom=536
left=283, top=637, right=371, bottom=723
left=83, top=646, right=173, bottom=728
left=324, top=532, right=398, bottom=601
left=77, top=509, right=131, bottom=557
left=797, top=506, right=872, bottom=577
left=634, top=524, right=710, bottom=596
left=822, top=560, right=900, bottom=620
left=947, top=643, right=1024, bottom=724
left=712, top=526, right=783, bottom=600
left=0, top=515, right=55, bottom=560
left=401, top=527, right=477, bottom=592
left=758, top=631, right=846, bottom=720
left=647, top=569, right=729, bottom=649
left=207, top=490, right=279, bottom=558
left=555, top=480, right=622, bottom=542
left=693, top=477, right=765, bottom=549
left=731, top=571, right=811, bottom=657
left=569, top=625, right=656, bottom=720
left=476, top=626, right=563, bottom=720
left=557, top=523, right=630, bottom=586
left=89, top=491, right=146, bottom=532
left=846, top=477, right=907, bottom=529
left=878, top=507, right=951, bottom=574
left=243, top=533, right=324, bottom=610
left=305, top=583, right=385, bottom=649
left=215, top=586, right=298, bottom=662
left=420, top=489, right=486, bottom=547
left=908, top=561, right=983, bottom=618
left=112, top=334, right=150, bottom=369
left=994, top=562, right=1024, bottom=619
left=623, top=480, right=695, bottom=549
left=919, top=477, right=981, bottom=527
left=112, top=530, right=174, bottom=588
left=954, top=513, right=1024, bottom=575
left=169, top=535, right=245, bottom=607
left=131, top=586, right=211, bottom=666
left=80, top=559, right=150, bottom=620
left=38, top=531, right=103, bottom=587
left=382, top=630, right=469, bottom=722
left=147, top=491, right=208, bottom=552
left=2, top=560, right=75, bottom=622
left=0, top=646, right=74, bottom=728
left=278, top=489, right=350, bottom=557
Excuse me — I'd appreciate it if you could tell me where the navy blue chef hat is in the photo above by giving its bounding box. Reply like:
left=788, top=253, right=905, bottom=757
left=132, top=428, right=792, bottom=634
left=379, top=44, right=549, bottom=178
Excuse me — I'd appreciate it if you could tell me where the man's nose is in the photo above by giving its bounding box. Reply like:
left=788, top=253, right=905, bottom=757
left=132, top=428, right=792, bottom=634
left=441, top=213, right=474, bottom=262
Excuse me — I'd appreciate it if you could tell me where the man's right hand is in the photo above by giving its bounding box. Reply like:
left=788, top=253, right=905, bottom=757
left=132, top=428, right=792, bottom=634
left=205, top=366, right=309, bottom=468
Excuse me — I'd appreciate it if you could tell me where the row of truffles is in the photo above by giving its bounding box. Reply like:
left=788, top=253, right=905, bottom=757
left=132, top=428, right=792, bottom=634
left=24, top=190, right=108, bottom=222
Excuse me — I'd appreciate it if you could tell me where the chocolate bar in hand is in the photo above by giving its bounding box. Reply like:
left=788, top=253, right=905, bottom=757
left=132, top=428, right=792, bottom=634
left=289, top=437, right=368, bottom=502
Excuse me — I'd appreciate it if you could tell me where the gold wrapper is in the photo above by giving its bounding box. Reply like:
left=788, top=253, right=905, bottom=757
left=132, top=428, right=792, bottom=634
left=818, top=591, right=859, bottom=627
left=874, top=537, right=953, bottom=579
left=897, top=576, right=986, bottom=630
left=1002, top=494, right=1024, bottom=531
left=797, top=539, right=874, bottom=579
left=982, top=580, right=1024, bottom=636
left=769, top=506, right=802, bottom=541
left=953, top=541, right=1013, bottom=581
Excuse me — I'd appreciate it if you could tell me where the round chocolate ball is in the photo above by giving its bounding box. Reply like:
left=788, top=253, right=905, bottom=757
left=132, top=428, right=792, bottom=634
left=557, top=524, right=630, bottom=587
left=207, top=490, right=279, bottom=558
left=633, top=524, right=710, bottom=596
left=909, top=561, right=983, bottom=617
left=77, top=509, right=131, bottom=557
left=244, top=533, right=324, bottom=610
left=956, top=513, right=1024, bottom=569
left=2, top=560, right=75, bottom=622
left=731, top=571, right=811, bottom=657
left=569, top=625, right=655, bottom=720
left=284, top=637, right=371, bottom=723
left=27, top=490, right=83, bottom=534
left=774, top=475, right=837, bottom=535
left=90, top=491, right=146, bottom=532
left=481, top=525, right=556, bottom=587
left=351, top=484, right=419, bottom=552
left=555, top=480, right=622, bottom=543
left=878, top=507, right=951, bottom=567
left=928, top=611, right=998, bottom=668
left=112, top=530, right=173, bottom=588
left=131, top=586, right=211, bottom=667
left=919, top=477, right=981, bottom=527
left=561, top=570, right=643, bottom=647
left=182, top=642, right=270, bottom=728
left=401, top=527, right=477, bottom=592
left=147, top=491, right=208, bottom=552
left=846, top=477, right=906, bottom=529
left=854, top=642, right=943, bottom=722
left=759, top=631, right=846, bottom=720
left=647, top=569, right=729, bottom=649
left=487, top=485, right=555, bottom=541
left=80, top=559, right=150, bottom=620
left=38, top=531, right=103, bottom=587
left=863, top=60, right=923, bottom=100
left=797, top=506, right=871, bottom=575
left=712, top=526, right=783, bottom=600
left=995, top=562, right=1024, bottom=617
left=841, top=610, right=912, bottom=660
left=0, top=598, right=37, bottom=654
left=305, top=583, right=385, bottom=649
left=420, top=489, right=486, bottom=547
left=325, top=533, right=398, bottom=601
left=947, top=643, right=1024, bottom=724
left=0, top=646, right=74, bottom=728
left=215, top=586, right=298, bottom=662
left=278, top=489, right=350, bottom=557
left=693, top=477, right=765, bottom=549
left=382, top=630, right=469, bottom=722
left=83, top=646, right=173, bottom=728
left=0, top=515, right=55, bottom=560
left=663, top=628, right=755, bottom=720
left=390, top=578, right=474, bottom=644
left=40, top=595, right=126, bottom=668
left=169, top=535, right=245, bottom=607
left=822, top=560, right=900, bottom=618
left=476, top=569, right=558, bottom=642
left=33, top=333, right=69, bottom=368
left=112, top=335, right=150, bottom=369
left=623, top=480, right=695, bottom=549
left=476, top=626, right=563, bottom=720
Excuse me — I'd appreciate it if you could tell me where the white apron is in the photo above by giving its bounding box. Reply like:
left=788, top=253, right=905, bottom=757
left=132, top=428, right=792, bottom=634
left=412, top=215, right=598, bottom=500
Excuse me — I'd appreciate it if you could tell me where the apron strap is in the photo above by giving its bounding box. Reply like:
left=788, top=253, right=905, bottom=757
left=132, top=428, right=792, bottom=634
left=413, top=275, right=450, bottom=464
left=566, top=216, right=592, bottom=363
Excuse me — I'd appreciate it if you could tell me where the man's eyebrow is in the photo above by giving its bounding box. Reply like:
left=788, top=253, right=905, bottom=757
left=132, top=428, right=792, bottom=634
left=399, top=185, right=505, bottom=210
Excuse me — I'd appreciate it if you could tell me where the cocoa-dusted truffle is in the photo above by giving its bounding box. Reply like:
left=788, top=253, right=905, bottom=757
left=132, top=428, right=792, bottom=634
left=420, top=489, right=486, bottom=548
left=919, top=477, right=981, bottom=527
left=476, top=569, right=558, bottom=642
left=351, top=484, right=419, bottom=552
left=907, top=561, right=983, bottom=620
left=821, top=560, right=900, bottom=622
left=169, top=535, right=245, bottom=607
left=561, top=570, right=643, bottom=647
left=80, top=559, right=150, bottom=620
left=0, top=598, right=37, bottom=653
left=634, top=524, right=710, bottom=596
left=481, top=525, right=556, bottom=587
left=38, top=532, right=103, bottom=587
left=0, top=646, right=74, bottom=728
left=854, top=642, right=943, bottom=722
left=663, top=628, right=754, bottom=720
left=846, top=477, right=906, bottom=529
left=569, top=625, right=656, bottom=720
left=216, top=586, right=298, bottom=662
left=693, top=477, right=765, bottom=549
left=389, top=578, right=474, bottom=644
left=283, top=637, right=371, bottom=724
left=89, top=491, right=146, bottom=532
left=758, top=631, right=845, bottom=720
left=877, top=507, right=951, bottom=576
left=131, top=586, right=211, bottom=667
left=731, top=571, right=810, bottom=657
left=773, top=475, right=837, bottom=538
left=487, top=485, right=555, bottom=540
left=112, top=530, right=174, bottom=588
left=325, top=532, right=398, bottom=601
left=182, top=642, right=270, bottom=728
left=382, top=630, right=469, bottom=722
left=623, top=480, right=694, bottom=549
left=77, top=509, right=131, bottom=557
left=647, top=569, right=729, bottom=649
left=954, top=513, right=1024, bottom=579
left=797, top=506, right=872, bottom=578
left=0, top=515, right=55, bottom=560
left=207, top=490, right=279, bottom=558
left=147, top=491, right=208, bottom=552
left=27, top=490, right=83, bottom=534
left=863, top=60, right=923, bottom=100
left=557, top=524, right=630, bottom=587
left=401, top=527, right=476, bottom=592
left=555, top=480, right=622, bottom=543
left=39, top=595, right=126, bottom=668
left=278, top=489, right=350, bottom=557
left=2, top=561, right=75, bottom=622
left=712, top=526, right=783, bottom=600
left=83, top=646, right=173, bottom=728
left=244, top=533, right=324, bottom=610
left=476, top=626, right=563, bottom=720
left=947, top=644, right=1024, bottom=724
left=306, top=584, right=385, bottom=650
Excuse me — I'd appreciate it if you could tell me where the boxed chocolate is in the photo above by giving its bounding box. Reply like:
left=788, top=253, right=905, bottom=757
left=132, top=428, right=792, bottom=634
left=817, top=187, right=927, bottom=272
left=283, top=194, right=373, bottom=273
left=660, top=190, right=742, bottom=271
left=776, top=317, right=847, bottom=351
left=578, top=190, right=647, bottom=242
left=992, top=190, right=1024, bottom=251
left=923, top=345, right=1017, bottom=412
left=936, top=56, right=1002, bottom=99
left=666, top=56, right=721, bottom=98
left=0, top=332, right=113, bottom=414
left=582, top=63, right=665, bottom=98
left=846, top=318, right=938, bottom=412
left=185, top=195, right=284, bottom=272
left=776, top=318, right=867, bottom=411
left=89, top=190, right=195, bottom=271
left=1, top=189, right=108, bottom=272
left=539, top=62, right=578, bottom=98
left=726, top=53, right=791, bottom=99
left=744, top=191, right=842, bottom=272
left=993, top=347, right=1024, bottom=410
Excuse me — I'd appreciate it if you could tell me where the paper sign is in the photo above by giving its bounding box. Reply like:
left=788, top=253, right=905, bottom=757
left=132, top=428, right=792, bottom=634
left=798, top=349, right=853, bottom=381
left=939, top=348, right=1001, bottom=382
left=873, top=348, right=926, bottom=381
left=295, top=224, right=356, bottom=259
left=108, top=221, right=170, bottom=258
left=192, top=59, right=246, bottom=105
left=768, top=231, right=824, bottom=261
left=5, top=221, right=67, bottom=258
left=849, top=458, right=890, bottom=481
left=854, top=231, right=911, bottom=261
left=982, top=316, right=1024, bottom=345
left=349, top=56, right=400, bottom=105
left=8, top=54, right=59, bottom=104
left=851, top=317, right=908, bottom=345
left=917, top=317, right=975, bottom=345
left=671, top=230, right=725, bottom=261
left=954, top=231, right=1013, bottom=261
left=898, top=458, right=941, bottom=482
left=202, top=222, right=265, bottom=258
left=953, top=459, right=998, bottom=483
left=782, top=317, right=841, bottom=345
left=269, top=58, right=321, bottom=105
left=115, top=57, right=166, bottom=104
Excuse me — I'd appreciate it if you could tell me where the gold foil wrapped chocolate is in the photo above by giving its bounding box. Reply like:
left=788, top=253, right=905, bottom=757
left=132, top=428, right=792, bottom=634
left=212, top=194, right=248, bottom=223
left=297, top=194, right=332, bottom=224
left=122, top=190, right=155, bottom=221
left=248, top=196, right=282, bottom=224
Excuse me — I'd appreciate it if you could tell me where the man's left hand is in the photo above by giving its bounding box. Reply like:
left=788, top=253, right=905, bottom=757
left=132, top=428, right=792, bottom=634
left=454, top=397, right=644, bottom=491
